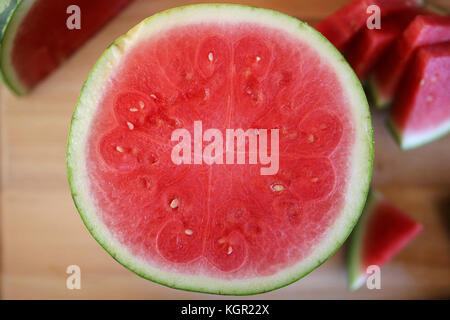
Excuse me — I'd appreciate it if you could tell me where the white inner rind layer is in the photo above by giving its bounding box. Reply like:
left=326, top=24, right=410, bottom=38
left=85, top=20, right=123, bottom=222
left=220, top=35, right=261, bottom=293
left=390, top=117, right=450, bottom=150
left=67, top=4, right=373, bottom=295
left=0, top=0, right=33, bottom=95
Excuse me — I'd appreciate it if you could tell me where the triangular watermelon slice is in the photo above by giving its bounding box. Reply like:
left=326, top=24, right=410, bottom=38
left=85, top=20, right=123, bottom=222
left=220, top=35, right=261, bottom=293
left=67, top=4, right=373, bottom=295
left=315, top=0, right=424, bottom=52
left=0, top=0, right=133, bottom=95
left=348, top=190, right=422, bottom=291
left=369, top=14, right=450, bottom=109
left=388, top=42, right=450, bottom=149
left=345, top=10, right=419, bottom=80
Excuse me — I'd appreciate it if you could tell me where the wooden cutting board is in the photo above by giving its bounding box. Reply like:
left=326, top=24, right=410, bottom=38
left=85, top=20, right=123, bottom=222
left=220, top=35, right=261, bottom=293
left=1, top=0, right=449, bottom=299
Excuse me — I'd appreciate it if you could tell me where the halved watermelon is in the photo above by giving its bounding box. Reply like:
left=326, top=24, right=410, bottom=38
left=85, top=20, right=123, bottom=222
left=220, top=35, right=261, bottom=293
left=315, top=0, right=424, bottom=52
left=345, top=10, right=419, bottom=80
left=388, top=42, right=450, bottom=149
left=348, top=190, right=422, bottom=291
left=370, top=14, right=450, bottom=109
left=67, top=4, right=373, bottom=295
left=0, top=0, right=133, bottom=95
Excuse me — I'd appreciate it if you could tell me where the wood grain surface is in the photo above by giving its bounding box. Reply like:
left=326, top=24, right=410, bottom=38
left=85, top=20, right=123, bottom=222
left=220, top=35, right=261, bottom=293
left=1, top=0, right=449, bottom=299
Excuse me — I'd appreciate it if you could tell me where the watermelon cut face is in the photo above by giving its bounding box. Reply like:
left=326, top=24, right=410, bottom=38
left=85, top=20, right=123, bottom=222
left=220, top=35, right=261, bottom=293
left=345, top=10, right=419, bottom=80
left=67, top=4, right=373, bottom=295
left=388, top=42, right=450, bottom=149
left=348, top=190, right=422, bottom=290
left=315, top=0, right=424, bottom=52
left=0, top=0, right=133, bottom=95
left=370, top=14, right=450, bottom=109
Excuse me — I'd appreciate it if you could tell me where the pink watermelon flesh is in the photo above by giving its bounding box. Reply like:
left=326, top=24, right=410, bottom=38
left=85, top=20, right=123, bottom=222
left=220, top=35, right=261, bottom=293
left=389, top=42, right=450, bottom=148
left=10, top=0, right=133, bottom=92
left=349, top=190, right=422, bottom=290
left=362, top=195, right=422, bottom=269
left=87, top=23, right=356, bottom=278
left=371, top=14, right=450, bottom=108
left=315, top=0, right=424, bottom=52
left=345, top=10, right=420, bottom=80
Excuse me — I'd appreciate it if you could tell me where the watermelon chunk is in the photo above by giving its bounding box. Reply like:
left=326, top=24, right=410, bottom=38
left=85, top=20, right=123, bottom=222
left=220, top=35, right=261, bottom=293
left=388, top=42, right=450, bottom=149
left=370, top=14, right=450, bottom=108
left=0, top=0, right=133, bottom=95
left=345, top=10, right=419, bottom=80
left=315, top=0, right=424, bottom=51
left=348, top=190, right=422, bottom=291
left=67, top=4, right=373, bottom=294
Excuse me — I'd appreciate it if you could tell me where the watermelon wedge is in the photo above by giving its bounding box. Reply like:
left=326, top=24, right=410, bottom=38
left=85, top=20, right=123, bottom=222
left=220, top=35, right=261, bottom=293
left=370, top=14, right=450, bottom=109
left=345, top=10, right=419, bottom=80
left=67, top=4, right=373, bottom=295
left=0, top=0, right=133, bottom=95
left=348, top=190, right=422, bottom=291
left=315, top=0, right=424, bottom=52
left=388, top=42, right=450, bottom=149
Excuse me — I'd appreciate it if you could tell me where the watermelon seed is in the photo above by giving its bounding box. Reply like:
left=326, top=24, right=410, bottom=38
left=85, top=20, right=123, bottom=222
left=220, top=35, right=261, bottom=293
left=185, top=229, right=193, bottom=236
left=256, top=56, right=261, bottom=62
left=129, top=108, right=138, bottom=112
left=286, top=131, right=298, bottom=140
left=311, top=177, right=319, bottom=183
left=139, top=101, right=145, bottom=109
left=127, top=122, right=134, bottom=130
left=218, top=238, right=226, bottom=244
left=116, top=146, right=124, bottom=153
left=271, top=183, right=284, bottom=192
left=176, top=237, right=183, bottom=249
left=308, top=134, right=314, bottom=142
left=139, top=177, right=151, bottom=189
left=170, top=198, right=179, bottom=209
left=150, top=94, right=157, bottom=100
left=208, top=52, right=214, bottom=62
left=227, top=246, right=233, bottom=255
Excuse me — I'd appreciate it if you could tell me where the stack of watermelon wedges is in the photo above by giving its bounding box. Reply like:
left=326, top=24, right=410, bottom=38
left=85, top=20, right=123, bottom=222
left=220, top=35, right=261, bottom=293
left=317, top=0, right=450, bottom=149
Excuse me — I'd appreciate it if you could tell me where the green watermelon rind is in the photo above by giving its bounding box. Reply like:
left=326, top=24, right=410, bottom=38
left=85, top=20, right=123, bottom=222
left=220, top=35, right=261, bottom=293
left=424, top=1, right=449, bottom=15
left=366, top=75, right=392, bottom=110
left=67, top=4, right=374, bottom=295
